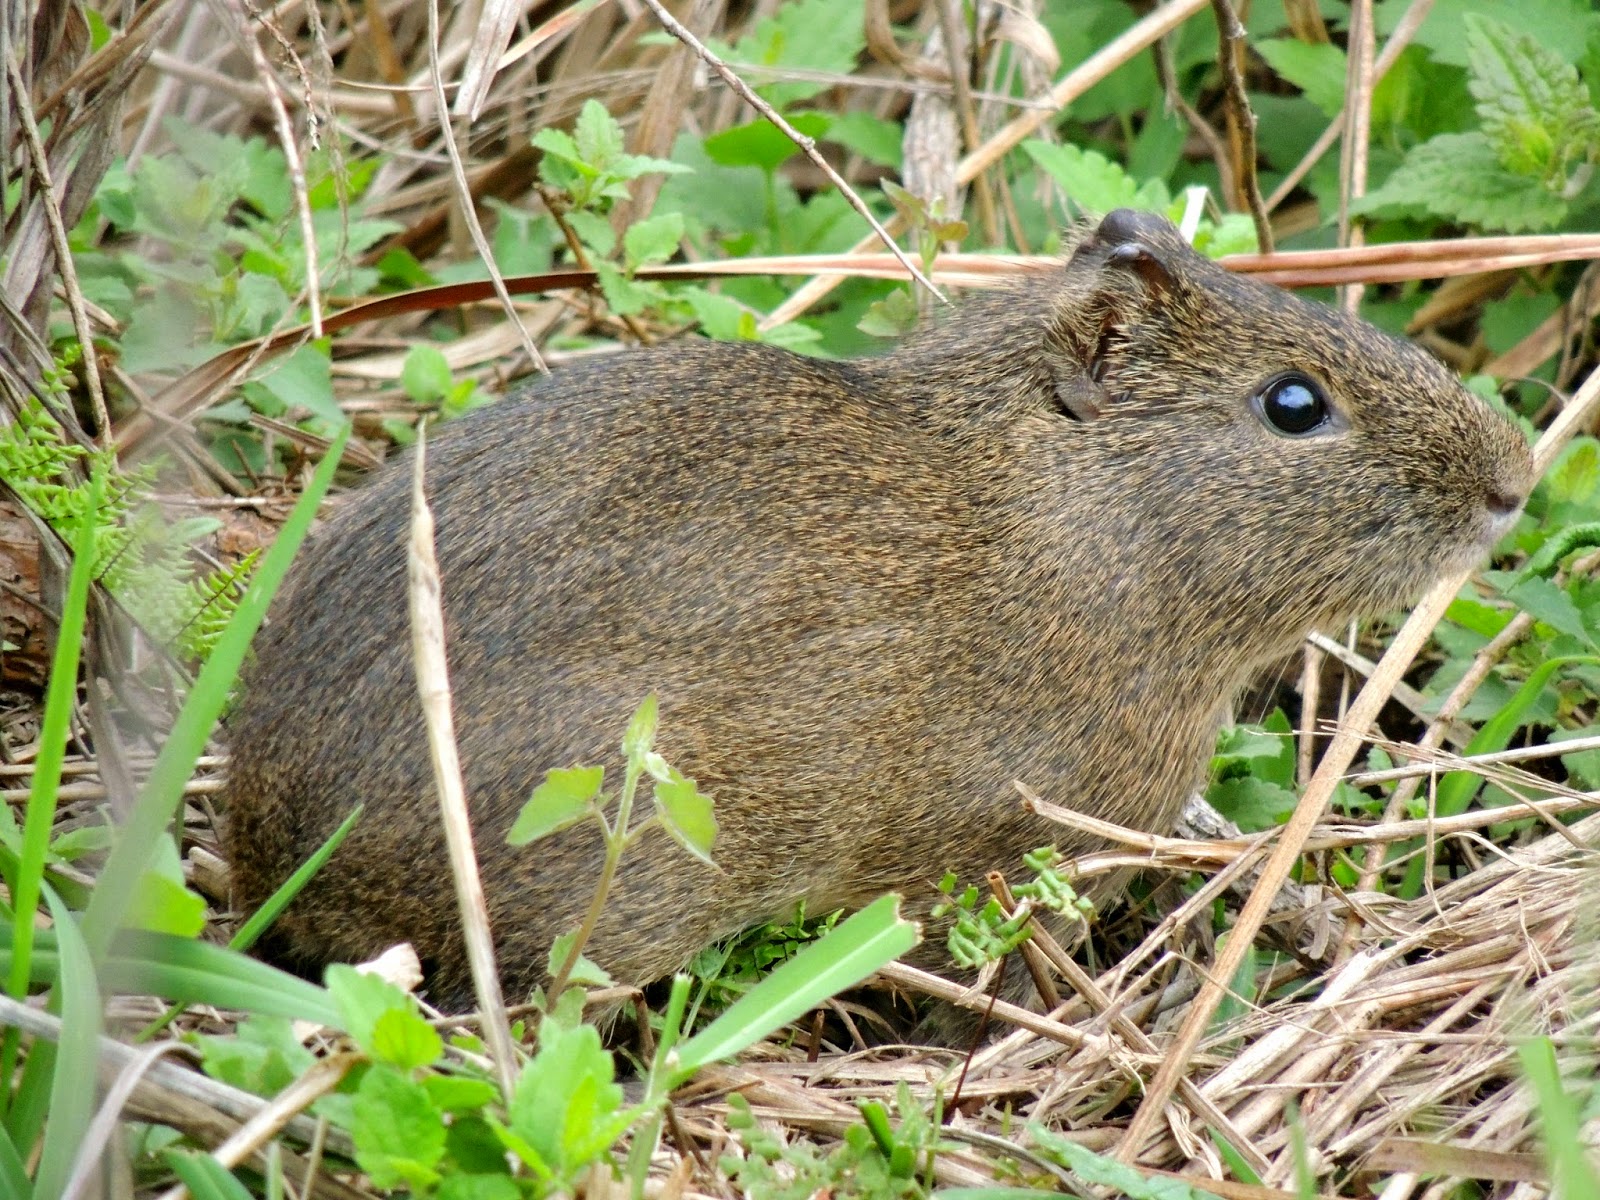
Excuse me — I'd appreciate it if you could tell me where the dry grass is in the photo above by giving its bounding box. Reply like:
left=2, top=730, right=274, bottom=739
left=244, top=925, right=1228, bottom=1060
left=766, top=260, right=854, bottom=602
left=3, top=0, right=1599, bottom=1197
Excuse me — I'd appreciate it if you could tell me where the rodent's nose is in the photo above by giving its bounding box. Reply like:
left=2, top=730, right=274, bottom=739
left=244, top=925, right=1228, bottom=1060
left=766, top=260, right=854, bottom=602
left=1485, top=486, right=1524, bottom=519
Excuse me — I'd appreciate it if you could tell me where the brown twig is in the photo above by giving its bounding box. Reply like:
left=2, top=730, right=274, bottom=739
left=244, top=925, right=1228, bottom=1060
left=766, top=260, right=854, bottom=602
left=407, top=428, right=519, bottom=1097
left=1337, top=0, right=1376, bottom=312
left=1208, top=0, right=1272, bottom=253
left=3, top=54, right=108, bottom=442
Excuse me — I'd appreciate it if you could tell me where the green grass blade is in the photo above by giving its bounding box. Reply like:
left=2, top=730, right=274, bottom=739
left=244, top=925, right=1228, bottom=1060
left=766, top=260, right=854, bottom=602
left=9, top=471, right=100, bottom=1002
left=674, top=894, right=916, bottom=1074
left=31, top=888, right=103, bottom=1200
left=162, top=1149, right=257, bottom=1200
left=231, top=803, right=363, bottom=951
left=0, top=1127, right=28, bottom=1199
left=0, top=929, right=340, bottom=1027
left=1401, top=653, right=1600, bottom=897
left=81, top=426, right=350, bottom=962
left=1518, top=1035, right=1600, bottom=1197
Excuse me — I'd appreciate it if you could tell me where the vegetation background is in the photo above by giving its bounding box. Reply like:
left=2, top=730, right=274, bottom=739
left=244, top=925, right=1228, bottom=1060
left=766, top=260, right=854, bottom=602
left=0, top=0, right=1599, bottom=1196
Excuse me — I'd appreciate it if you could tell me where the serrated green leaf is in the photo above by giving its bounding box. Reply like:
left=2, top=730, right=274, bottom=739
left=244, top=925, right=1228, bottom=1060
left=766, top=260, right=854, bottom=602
left=508, top=1019, right=629, bottom=1176
left=530, top=126, right=580, bottom=164
left=424, top=1074, right=500, bottom=1113
left=1507, top=577, right=1593, bottom=645
left=1254, top=39, right=1347, bottom=117
left=326, top=964, right=418, bottom=1055
left=438, top=1175, right=522, bottom=1200
left=596, top=261, right=655, bottom=315
left=508, top=765, right=602, bottom=846
left=546, top=930, right=615, bottom=987
left=623, top=212, right=685, bottom=270
left=401, top=344, right=453, bottom=405
left=573, top=99, right=626, bottom=170
left=1354, top=132, right=1570, bottom=231
left=1207, top=776, right=1299, bottom=830
left=371, top=1006, right=445, bottom=1071
left=1465, top=14, right=1600, bottom=183
left=254, top=341, right=341, bottom=426
left=721, top=0, right=866, bottom=108
left=352, top=1064, right=447, bottom=1190
left=1021, top=140, right=1169, bottom=216
left=653, top=770, right=718, bottom=862
left=704, top=113, right=833, bottom=173
left=622, top=693, right=659, bottom=760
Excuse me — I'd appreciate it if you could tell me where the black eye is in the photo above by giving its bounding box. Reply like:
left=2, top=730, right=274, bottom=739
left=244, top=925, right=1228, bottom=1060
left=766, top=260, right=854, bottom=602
left=1255, top=373, right=1331, bottom=437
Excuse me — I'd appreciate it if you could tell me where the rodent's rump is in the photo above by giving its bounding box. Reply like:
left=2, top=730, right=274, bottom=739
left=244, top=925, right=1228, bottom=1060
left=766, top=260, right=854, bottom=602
left=223, top=209, right=1534, bottom=1011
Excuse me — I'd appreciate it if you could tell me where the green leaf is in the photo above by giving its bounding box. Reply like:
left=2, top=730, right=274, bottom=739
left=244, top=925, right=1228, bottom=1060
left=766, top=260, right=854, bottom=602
left=1505, top=576, right=1593, bottom=645
left=371, top=1006, right=445, bottom=1071
left=401, top=345, right=453, bottom=405
left=1465, top=14, right=1600, bottom=183
left=1376, top=0, right=1600, bottom=69
left=1517, top=1036, right=1600, bottom=1198
left=125, top=868, right=208, bottom=937
left=327, top=965, right=418, bottom=1056
left=546, top=930, right=615, bottom=988
left=438, top=1175, right=522, bottom=1200
left=253, top=341, right=341, bottom=427
left=574, top=99, right=626, bottom=171
left=1028, top=1124, right=1227, bottom=1198
left=162, top=1151, right=257, bottom=1200
left=199, top=1015, right=317, bottom=1096
left=30, top=889, right=103, bottom=1200
left=1354, top=132, right=1570, bottom=232
left=704, top=113, right=833, bottom=173
left=622, top=693, right=659, bottom=760
left=720, top=0, right=867, bottom=108
left=352, top=1064, right=447, bottom=1190
left=653, top=770, right=718, bottom=863
left=828, top=111, right=904, bottom=169
left=622, top=212, right=685, bottom=271
left=1254, top=39, right=1347, bottom=117
left=508, top=765, right=603, bottom=846
left=424, top=1074, right=500, bottom=1113
left=675, top=894, right=918, bottom=1073
left=1021, top=140, right=1169, bottom=216
left=507, top=1019, right=631, bottom=1177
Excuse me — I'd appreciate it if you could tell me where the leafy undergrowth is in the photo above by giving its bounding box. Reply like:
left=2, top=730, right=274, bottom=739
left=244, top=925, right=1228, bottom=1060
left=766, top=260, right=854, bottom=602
left=1, top=0, right=1599, bottom=1197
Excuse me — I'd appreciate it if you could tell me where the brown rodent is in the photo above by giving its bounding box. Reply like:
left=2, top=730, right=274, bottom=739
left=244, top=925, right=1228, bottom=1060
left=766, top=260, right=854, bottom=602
left=223, top=209, right=1533, bottom=1011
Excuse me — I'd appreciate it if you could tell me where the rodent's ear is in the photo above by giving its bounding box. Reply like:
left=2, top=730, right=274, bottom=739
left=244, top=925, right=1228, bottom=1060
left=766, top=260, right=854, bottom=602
left=1042, top=209, right=1190, bottom=420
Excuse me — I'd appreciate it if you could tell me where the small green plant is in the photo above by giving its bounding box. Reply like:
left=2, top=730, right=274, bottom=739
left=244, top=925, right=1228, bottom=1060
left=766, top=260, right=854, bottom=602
left=721, top=1083, right=947, bottom=1200
left=1356, top=14, right=1600, bottom=231
left=689, top=901, right=844, bottom=1013
left=932, top=848, right=1090, bottom=969
left=0, top=388, right=256, bottom=662
left=507, top=692, right=717, bottom=998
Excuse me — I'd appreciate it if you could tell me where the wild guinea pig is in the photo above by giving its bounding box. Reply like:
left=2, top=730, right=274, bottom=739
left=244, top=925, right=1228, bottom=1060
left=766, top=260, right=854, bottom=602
left=222, top=208, right=1534, bottom=1011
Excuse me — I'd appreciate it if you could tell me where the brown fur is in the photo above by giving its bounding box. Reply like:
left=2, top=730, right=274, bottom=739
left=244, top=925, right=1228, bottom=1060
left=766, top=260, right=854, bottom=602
left=222, top=210, right=1533, bottom=1011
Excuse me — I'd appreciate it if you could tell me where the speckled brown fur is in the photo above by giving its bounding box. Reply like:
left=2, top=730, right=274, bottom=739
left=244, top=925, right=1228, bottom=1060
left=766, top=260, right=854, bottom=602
left=223, top=210, right=1533, bottom=1012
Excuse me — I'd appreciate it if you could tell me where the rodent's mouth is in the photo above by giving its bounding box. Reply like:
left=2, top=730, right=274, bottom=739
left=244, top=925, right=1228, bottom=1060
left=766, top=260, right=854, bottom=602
left=1483, top=503, right=1524, bottom=547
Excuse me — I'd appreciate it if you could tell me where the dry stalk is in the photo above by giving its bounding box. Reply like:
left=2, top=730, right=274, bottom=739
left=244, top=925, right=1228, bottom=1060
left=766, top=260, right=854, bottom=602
left=406, top=429, right=518, bottom=1096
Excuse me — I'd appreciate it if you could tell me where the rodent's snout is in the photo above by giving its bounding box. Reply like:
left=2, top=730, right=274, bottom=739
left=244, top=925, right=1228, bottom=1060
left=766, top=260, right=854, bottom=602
left=1476, top=432, right=1535, bottom=546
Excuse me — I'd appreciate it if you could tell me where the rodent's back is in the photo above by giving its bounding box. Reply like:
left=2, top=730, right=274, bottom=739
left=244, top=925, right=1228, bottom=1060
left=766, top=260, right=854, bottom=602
left=226, top=340, right=1037, bottom=999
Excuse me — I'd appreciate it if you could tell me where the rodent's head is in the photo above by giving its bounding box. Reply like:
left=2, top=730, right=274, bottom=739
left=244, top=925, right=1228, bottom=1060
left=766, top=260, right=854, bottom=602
left=1031, top=209, right=1534, bottom=646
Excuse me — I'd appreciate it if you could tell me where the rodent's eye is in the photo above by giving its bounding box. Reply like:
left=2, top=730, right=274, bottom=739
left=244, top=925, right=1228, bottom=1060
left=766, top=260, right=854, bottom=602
left=1254, top=373, right=1331, bottom=437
